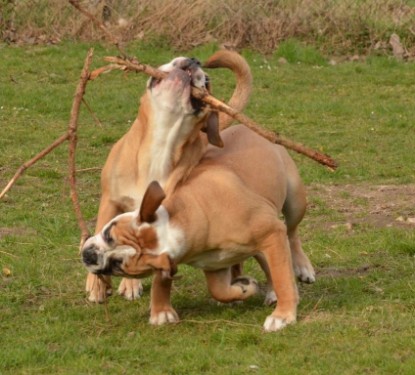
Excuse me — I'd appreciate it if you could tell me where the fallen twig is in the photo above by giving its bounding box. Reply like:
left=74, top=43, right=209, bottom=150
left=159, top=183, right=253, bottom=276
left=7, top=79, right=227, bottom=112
left=76, top=167, right=102, bottom=173
left=100, top=56, right=338, bottom=170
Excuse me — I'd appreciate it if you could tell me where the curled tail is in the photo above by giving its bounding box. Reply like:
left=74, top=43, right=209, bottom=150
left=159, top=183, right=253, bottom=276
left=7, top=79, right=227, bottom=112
left=204, top=50, right=253, bottom=131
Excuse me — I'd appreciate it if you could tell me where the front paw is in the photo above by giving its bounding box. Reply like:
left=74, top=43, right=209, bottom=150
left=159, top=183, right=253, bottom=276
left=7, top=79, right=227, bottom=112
left=150, top=308, right=179, bottom=325
left=263, top=314, right=296, bottom=332
left=118, top=278, right=143, bottom=300
left=85, top=273, right=112, bottom=303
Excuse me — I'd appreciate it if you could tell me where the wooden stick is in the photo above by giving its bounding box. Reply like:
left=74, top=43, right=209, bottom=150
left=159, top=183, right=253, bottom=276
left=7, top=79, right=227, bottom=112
left=102, top=56, right=338, bottom=170
left=68, top=48, right=94, bottom=244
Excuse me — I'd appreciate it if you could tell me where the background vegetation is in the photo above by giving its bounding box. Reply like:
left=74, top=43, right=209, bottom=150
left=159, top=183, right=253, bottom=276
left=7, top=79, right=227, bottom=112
left=1, top=0, right=415, bottom=55
left=1, top=1, right=414, bottom=374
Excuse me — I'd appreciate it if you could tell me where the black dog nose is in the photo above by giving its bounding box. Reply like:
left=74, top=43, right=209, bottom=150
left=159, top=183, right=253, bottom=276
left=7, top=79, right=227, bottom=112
left=174, top=57, right=201, bottom=70
left=190, top=57, right=201, bottom=66
left=82, top=246, right=98, bottom=266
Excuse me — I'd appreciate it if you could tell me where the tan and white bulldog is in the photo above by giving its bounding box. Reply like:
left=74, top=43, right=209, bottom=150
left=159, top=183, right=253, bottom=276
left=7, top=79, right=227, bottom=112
left=86, top=50, right=253, bottom=302
left=81, top=124, right=314, bottom=332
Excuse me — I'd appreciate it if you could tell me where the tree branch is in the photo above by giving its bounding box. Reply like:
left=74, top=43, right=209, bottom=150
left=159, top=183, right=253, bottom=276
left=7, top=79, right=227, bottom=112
left=68, top=48, right=94, bottom=244
left=100, top=56, right=338, bottom=170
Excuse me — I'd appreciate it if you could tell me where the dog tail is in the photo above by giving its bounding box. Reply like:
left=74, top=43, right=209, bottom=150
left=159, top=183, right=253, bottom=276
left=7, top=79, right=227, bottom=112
left=204, top=50, right=253, bottom=131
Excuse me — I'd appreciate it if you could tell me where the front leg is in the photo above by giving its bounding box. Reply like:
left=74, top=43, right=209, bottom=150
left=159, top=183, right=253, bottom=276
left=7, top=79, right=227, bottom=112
left=149, top=271, right=179, bottom=325
left=85, top=273, right=112, bottom=303
left=118, top=278, right=143, bottom=300
left=85, top=196, right=117, bottom=303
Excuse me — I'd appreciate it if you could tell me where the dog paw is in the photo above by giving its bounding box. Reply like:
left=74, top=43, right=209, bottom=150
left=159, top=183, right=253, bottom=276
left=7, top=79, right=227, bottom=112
left=117, top=278, right=143, bottom=300
left=263, top=314, right=296, bottom=332
left=264, top=289, right=277, bottom=306
left=231, top=276, right=259, bottom=297
left=149, top=308, right=179, bottom=325
left=294, top=265, right=316, bottom=284
left=85, top=273, right=112, bottom=303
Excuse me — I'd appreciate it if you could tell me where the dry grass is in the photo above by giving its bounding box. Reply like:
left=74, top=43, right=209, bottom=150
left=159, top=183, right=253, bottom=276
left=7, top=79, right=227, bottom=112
left=2, top=0, right=415, bottom=54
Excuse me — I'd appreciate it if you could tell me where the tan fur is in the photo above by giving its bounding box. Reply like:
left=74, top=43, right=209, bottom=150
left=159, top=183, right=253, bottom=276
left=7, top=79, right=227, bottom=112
left=82, top=125, right=315, bottom=331
left=86, top=51, right=253, bottom=302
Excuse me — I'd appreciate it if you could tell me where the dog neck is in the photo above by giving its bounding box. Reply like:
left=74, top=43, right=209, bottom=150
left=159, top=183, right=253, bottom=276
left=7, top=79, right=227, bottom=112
left=142, top=98, right=207, bottom=193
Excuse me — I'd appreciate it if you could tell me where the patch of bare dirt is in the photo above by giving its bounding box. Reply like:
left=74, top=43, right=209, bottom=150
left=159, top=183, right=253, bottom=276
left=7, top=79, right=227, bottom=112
left=0, top=227, right=37, bottom=239
left=316, top=264, right=383, bottom=278
left=307, top=183, right=415, bottom=230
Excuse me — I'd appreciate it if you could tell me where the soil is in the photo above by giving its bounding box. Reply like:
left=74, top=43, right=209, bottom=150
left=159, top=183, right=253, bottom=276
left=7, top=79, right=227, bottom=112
left=307, top=183, right=415, bottom=230
left=0, top=226, right=37, bottom=240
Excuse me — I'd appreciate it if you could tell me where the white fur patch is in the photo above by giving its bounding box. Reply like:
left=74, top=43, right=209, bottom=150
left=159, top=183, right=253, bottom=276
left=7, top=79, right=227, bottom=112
left=158, top=57, right=188, bottom=73
left=150, top=206, right=186, bottom=260
left=263, top=316, right=287, bottom=332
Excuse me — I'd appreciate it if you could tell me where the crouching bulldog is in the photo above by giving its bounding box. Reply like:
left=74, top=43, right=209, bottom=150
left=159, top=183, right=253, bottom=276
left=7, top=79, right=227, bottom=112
left=82, top=124, right=314, bottom=332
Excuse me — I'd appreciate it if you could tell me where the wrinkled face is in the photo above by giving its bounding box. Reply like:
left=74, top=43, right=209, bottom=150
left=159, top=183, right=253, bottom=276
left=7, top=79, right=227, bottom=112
left=81, top=212, right=166, bottom=278
left=147, top=57, right=210, bottom=123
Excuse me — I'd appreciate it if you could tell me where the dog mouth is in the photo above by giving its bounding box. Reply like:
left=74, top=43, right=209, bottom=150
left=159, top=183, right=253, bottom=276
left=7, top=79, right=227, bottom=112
left=95, top=257, right=127, bottom=276
left=149, top=57, right=209, bottom=113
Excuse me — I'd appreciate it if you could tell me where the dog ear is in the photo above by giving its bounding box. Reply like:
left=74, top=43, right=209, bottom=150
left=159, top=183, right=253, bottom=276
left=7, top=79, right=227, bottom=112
left=144, top=253, right=179, bottom=280
left=139, top=181, right=166, bottom=223
left=202, top=111, right=224, bottom=148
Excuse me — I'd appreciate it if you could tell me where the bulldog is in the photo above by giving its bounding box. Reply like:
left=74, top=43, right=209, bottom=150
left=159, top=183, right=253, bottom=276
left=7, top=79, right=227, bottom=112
left=81, top=124, right=315, bottom=332
left=86, top=50, right=253, bottom=302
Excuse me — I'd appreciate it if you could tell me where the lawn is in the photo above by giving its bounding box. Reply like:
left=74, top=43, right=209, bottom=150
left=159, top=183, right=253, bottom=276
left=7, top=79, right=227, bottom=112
left=1, top=41, right=414, bottom=374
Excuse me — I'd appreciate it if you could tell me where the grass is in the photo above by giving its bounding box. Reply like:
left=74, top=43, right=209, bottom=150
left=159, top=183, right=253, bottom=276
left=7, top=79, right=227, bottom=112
left=1, top=41, right=415, bottom=374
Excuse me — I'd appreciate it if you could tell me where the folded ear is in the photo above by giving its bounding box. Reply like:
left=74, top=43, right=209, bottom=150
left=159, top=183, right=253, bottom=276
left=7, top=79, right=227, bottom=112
left=139, top=181, right=166, bottom=223
left=144, top=253, right=179, bottom=280
left=201, top=111, right=224, bottom=148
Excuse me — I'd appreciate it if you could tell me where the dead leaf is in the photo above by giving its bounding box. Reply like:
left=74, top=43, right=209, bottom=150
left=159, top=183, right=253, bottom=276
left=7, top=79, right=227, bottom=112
left=2, top=267, right=11, bottom=277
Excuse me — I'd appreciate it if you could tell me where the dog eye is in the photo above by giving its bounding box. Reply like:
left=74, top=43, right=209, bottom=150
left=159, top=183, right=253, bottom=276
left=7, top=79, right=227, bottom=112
left=103, top=223, right=116, bottom=245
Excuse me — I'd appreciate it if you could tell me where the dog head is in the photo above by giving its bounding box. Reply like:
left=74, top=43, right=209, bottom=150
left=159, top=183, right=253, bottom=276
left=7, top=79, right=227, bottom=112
left=145, top=56, right=222, bottom=147
left=81, top=181, right=177, bottom=279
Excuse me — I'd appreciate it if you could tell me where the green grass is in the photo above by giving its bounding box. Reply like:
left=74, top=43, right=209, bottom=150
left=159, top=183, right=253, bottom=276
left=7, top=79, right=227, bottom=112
left=1, top=41, right=415, bottom=374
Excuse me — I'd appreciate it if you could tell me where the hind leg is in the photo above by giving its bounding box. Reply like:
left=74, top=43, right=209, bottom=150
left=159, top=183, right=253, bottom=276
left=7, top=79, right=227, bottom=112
left=283, top=178, right=315, bottom=283
left=260, top=221, right=299, bottom=332
left=288, top=226, right=315, bottom=283
left=204, top=268, right=258, bottom=303
left=253, top=253, right=278, bottom=305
